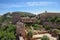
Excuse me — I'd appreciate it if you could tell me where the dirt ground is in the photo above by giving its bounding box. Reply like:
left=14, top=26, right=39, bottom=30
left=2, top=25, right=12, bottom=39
left=33, top=33, right=57, bottom=40
left=19, top=33, right=57, bottom=40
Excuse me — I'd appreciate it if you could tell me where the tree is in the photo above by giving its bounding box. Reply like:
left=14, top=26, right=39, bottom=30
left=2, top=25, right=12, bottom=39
left=0, top=17, right=4, bottom=24
left=55, top=18, right=60, bottom=22
left=27, top=30, right=33, bottom=40
left=0, top=24, right=16, bottom=40
left=47, top=16, right=60, bottom=22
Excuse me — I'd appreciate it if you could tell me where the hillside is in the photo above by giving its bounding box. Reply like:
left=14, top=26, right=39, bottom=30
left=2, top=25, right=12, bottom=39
left=3, top=12, right=36, bottom=18
left=0, top=11, right=60, bottom=40
left=0, top=12, right=36, bottom=24
left=12, top=12, right=36, bottom=17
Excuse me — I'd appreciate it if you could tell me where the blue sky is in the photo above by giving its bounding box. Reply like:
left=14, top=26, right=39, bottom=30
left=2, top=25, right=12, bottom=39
left=0, top=0, right=60, bottom=15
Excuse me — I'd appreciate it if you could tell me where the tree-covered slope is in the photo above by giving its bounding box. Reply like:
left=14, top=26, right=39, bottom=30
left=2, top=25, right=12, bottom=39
left=0, top=12, right=36, bottom=24
left=11, top=12, right=36, bottom=17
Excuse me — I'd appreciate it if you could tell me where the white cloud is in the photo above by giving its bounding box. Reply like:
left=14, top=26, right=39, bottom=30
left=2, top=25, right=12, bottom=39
left=26, top=2, right=57, bottom=6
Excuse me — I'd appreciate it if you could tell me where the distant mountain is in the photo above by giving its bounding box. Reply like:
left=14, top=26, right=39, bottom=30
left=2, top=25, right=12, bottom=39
left=11, top=12, right=36, bottom=17
left=2, top=11, right=36, bottom=21
left=2, top=12, right=36, bottom=18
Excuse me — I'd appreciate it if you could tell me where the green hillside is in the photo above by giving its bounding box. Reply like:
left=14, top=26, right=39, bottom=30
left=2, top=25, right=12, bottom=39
left=12, top=12, right=36, bottom=17
left=0, top=12, right=36, bottom=24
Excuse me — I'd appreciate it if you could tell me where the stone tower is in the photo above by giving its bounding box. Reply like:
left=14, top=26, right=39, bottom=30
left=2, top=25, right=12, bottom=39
left=16, top=21, right=26, bottom=40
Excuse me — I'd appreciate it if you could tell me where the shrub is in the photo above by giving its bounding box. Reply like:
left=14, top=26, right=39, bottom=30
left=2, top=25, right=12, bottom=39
left=0, top=24, right=16, bottom=40
left=53, top=29, right=60, bottom=34
left=33, top=24, right=40, bottom=30
left=44, top=26, right=50, bottom=30
left=41, top=35, right=50, bottom=40
left=27, top=30, right=33, bottom=38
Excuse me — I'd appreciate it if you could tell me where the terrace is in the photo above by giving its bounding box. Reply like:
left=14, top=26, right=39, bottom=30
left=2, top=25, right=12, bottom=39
left=16, top=21, right=57, bottom=40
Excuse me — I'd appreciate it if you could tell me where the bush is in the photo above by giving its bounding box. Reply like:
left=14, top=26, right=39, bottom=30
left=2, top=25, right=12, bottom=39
left=33, top=24, right=40, bottom=30
left=41, top=35, right=50, bottom=40
left=27, top=30, right=33, bottom=38
left=44, top=26, right=50, bottom=30
left=0, top=24, right=16, bottom=40
left=53, top=29, right=60, bottom=34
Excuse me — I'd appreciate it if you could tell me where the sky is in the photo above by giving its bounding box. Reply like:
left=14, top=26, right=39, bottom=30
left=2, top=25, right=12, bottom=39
left=0, top=0, right=60, bottom=15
